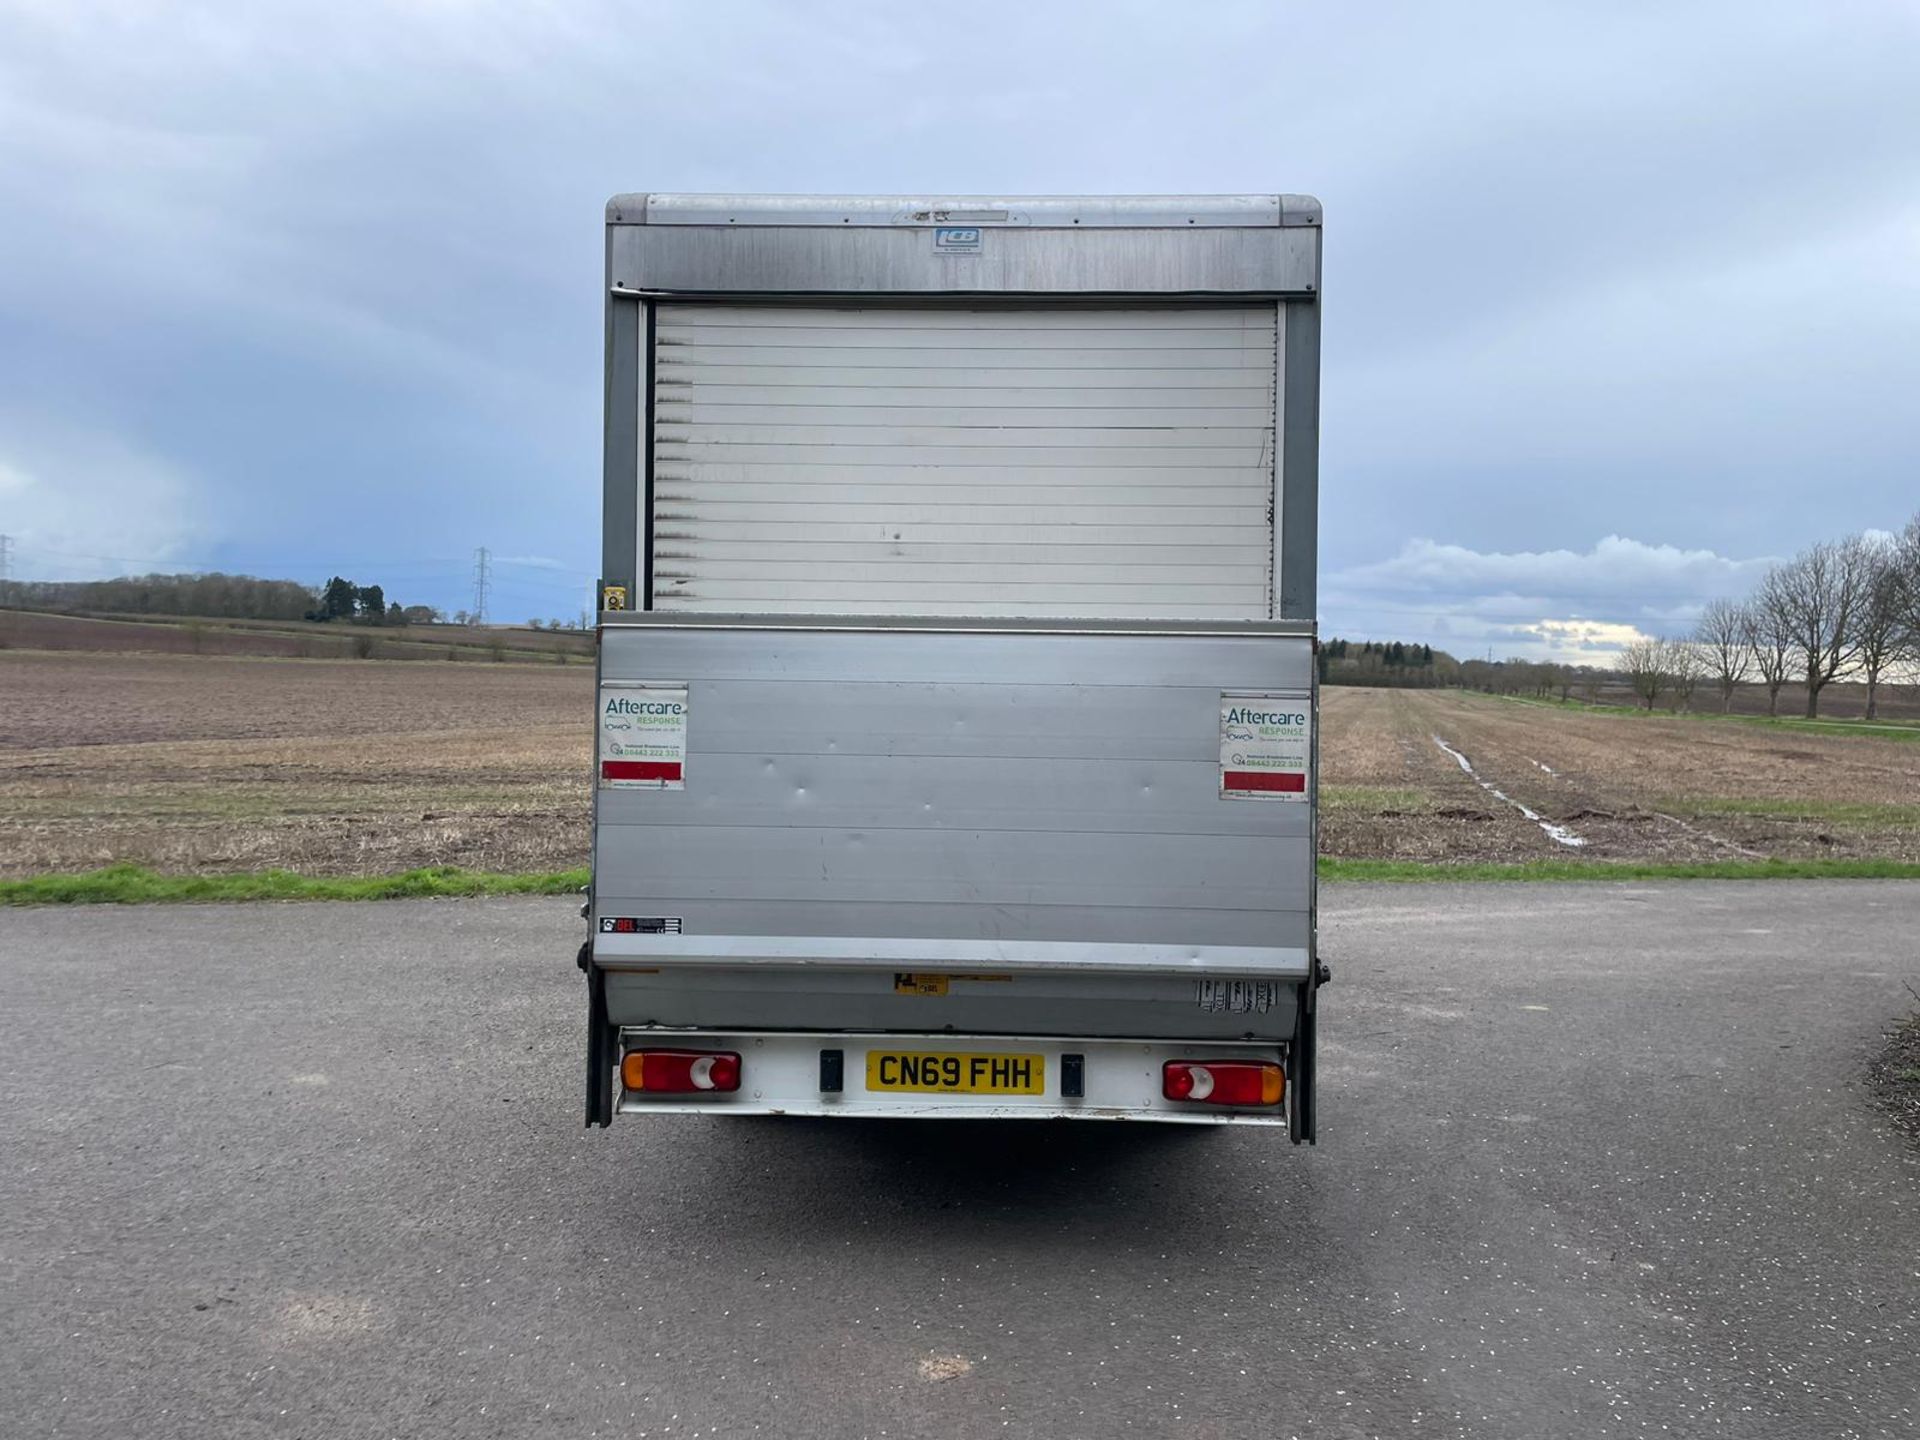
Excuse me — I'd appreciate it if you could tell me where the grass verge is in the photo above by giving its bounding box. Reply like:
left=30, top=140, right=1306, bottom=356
left=8, top=858, right=1920, bottom=906
left=0, top=863, right=590, bottom=906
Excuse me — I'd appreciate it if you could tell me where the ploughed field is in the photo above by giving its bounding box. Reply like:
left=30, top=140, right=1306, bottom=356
left=1321, top=687, right=1920, bottom=864
left=0, top=654, right=593, bottom=876
left=3, top=653, right=1918, bottom=876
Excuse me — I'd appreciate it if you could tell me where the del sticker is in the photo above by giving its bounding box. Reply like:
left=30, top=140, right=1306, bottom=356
left=1220, top=691, right=1311, bottom=801
left=599, top=683, right=687, bottom=790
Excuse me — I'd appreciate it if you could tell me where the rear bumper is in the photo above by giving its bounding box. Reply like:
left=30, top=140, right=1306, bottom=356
left=613, top=1029, right=1290, bottom=1125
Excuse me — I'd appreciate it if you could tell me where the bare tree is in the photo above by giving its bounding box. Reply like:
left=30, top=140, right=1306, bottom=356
left=1694, top=599, right=1752, bottom=712
left=1616, top=637, right=1670, bottom=710
left=1894, top=512, right=1920, bottom=671
left=1744, top=593, right=1793, bottom=716
left=1764, top=538, right=1870, bottom=718
left=1667, top=641, right=1703, bottom=712
left=1852, top=536, right=1905, bottom=720
left=1506, top=661, right=1549, bottom=698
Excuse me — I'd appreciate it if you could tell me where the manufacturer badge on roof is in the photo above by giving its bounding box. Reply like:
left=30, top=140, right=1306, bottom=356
left=933, top=226, right=983, bottom=255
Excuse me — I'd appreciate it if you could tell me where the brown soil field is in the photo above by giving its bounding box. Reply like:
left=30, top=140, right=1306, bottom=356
left=4, top=655, right=1918, bottom=877
left=1320, top=688, right=1920, bottom=864
left=1, top=654, right=594, bottom=876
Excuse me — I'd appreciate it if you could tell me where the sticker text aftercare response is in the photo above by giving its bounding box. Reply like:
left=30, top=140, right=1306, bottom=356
left=598, top=683, right=688, bottom=790
left=1220, top=691, right=1312, bottom=801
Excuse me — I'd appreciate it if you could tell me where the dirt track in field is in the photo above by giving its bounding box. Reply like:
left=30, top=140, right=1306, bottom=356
left=4, top=654, right=1918, bottom=876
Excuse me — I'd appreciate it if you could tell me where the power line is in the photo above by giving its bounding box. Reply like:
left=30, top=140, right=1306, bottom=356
left=471, top=546, right=492, bottom=624
left=0, top=534, right=12, bottom=584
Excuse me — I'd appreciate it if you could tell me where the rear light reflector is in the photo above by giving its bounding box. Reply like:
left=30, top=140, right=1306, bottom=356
left=621, top=1049, right=742, bottom=1094
left=1163, top=1060, right=1283, bottom=1107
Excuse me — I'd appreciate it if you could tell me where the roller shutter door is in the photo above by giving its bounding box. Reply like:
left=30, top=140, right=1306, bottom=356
left=649, top=303, right=1278, bottom=618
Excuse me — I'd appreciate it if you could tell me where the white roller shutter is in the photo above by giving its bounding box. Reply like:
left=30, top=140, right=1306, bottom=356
left=649, top=303, right=1278, bottom=618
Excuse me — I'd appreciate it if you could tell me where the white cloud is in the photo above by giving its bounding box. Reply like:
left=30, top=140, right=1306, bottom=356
left=1325, top=535, right=1774, bottom=663
left=0, top=432, right=210, bottom=580
left=1518, top=618, right=1657, bottom=657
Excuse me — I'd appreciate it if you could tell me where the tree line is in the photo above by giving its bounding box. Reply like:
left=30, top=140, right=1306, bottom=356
left=0, top=570, right=443, bottom=626
left=1619, top=510, right=1920, bottom=719
left=1321, top=637, right=1452, bottom=687
left=1324, top=638, right=1436, bottom=666
left=306, top=575, right=440, bottom=626
left=0, top=571, right=319, bottom=620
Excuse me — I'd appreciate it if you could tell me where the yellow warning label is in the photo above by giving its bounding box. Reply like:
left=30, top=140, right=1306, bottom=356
left=602, top=585, right=628, bottom=612
left=891, top=973, right=1012, bottom=995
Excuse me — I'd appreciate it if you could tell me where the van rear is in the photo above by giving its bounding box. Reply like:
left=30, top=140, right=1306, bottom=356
left=583, top=194, right=1325, bottom=1136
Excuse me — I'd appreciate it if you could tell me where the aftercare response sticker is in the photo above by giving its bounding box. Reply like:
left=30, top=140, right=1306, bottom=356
left=598, top=683, right=687, bottom=790
left=1220, top=691, right=1312, bottom=801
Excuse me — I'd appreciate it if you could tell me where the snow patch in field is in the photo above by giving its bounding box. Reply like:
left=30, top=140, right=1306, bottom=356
left=1525, top=756, right=1557, bottom=776
left=1432, top=735, right=1589, bottom=848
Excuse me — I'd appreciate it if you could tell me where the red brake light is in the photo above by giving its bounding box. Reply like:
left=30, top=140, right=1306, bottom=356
left=1162, top=1060, right=1283, bottom=1107
left=621, top=1049, right=742, bottom=1094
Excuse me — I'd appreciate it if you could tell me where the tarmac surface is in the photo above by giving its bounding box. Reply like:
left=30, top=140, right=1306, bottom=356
left=2, top=882, right=1917, bottom=1438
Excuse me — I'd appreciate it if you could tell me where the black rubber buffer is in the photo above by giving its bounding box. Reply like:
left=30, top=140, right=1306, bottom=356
left=1060, top=1053, right=1086, bottom=1099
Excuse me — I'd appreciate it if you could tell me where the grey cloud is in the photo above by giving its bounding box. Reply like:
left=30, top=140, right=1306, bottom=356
left=1325, top=535, right=1781, bottom=660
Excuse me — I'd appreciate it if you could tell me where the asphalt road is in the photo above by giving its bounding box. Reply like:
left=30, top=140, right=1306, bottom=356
left=2, top=883, right=1916, bottom=1440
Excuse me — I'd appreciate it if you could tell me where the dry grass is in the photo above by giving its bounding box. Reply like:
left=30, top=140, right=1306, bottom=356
left=1867, top=1003, right=1920, bottom=1147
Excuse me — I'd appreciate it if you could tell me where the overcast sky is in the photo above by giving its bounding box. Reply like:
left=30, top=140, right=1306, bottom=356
left=2, top=1, right=1915, bottom=656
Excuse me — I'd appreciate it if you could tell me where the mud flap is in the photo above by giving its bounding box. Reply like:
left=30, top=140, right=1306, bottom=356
left=581, top=942, right=615, bottom=1128
left=1288, top=975, right=1318, bottom=1145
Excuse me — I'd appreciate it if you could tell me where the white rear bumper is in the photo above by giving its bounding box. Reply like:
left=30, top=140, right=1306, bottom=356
left=615, top=1029, right=1290, bottom=1125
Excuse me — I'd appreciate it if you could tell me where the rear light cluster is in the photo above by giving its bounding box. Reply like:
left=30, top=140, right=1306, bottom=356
left=621, top=1049, right=741, bottom=1094
left=1163, top=1060, right=1284, bottom=1107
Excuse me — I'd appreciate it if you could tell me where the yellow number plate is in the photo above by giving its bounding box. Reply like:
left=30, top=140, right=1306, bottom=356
left=865, top=1050, right=1046, bottom=1096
